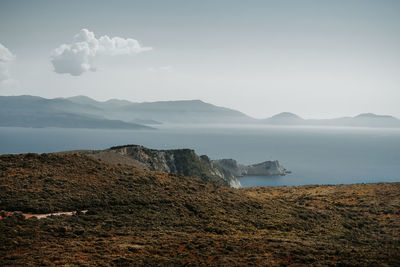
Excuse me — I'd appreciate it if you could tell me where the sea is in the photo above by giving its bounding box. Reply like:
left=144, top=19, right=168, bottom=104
left=1, top=124, right=399, bottom=187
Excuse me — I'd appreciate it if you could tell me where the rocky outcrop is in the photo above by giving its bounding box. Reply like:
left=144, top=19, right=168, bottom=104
left=108, top=145, right=241, bottom=188
left=213, top=159, right=289, bottom=177
left=246, top=160, right=289, bottom=176
left=62, top=145, right=288, bottom=188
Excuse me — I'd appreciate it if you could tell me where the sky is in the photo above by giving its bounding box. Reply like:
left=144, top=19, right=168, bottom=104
left=0, top=0, right=399, bottom=119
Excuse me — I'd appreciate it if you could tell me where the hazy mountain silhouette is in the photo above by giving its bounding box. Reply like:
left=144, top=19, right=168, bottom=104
left=64, top=96, right=255, bottom=124
left=1, top=95, right=399, bottom=128
left=264, top=112, right=400, bottom=128
left=262, top=112, right=304, bottom=125
left=0, top=95, right=152, bottom=129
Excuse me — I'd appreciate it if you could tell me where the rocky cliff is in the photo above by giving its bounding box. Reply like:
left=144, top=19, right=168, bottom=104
left=246, top=160, right=289, bottom=176
left=213, top=158, right=289, bottom=177
left=61, top=145, right=288, bottom=188
left=108, top=145, right=241, bottom=188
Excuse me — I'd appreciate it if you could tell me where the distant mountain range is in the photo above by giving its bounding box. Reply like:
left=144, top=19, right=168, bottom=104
left=263, top=112, right=400, bottom=128
left=0, top=95, right=152, bottom=129
left=0, top=95, right=399, bottom=129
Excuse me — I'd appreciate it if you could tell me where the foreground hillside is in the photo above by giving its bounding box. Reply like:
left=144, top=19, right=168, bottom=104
left=1, top=153, right=400, bottom=266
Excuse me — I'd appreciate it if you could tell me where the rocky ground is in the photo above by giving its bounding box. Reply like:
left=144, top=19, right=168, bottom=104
left=0, top=153, right=399, bottom=266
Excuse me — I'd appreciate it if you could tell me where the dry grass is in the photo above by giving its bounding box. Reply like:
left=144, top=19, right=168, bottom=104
left=0, top=153, right=399, bottom=266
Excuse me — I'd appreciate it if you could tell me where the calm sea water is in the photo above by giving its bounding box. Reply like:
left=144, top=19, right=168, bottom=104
left=1, top=125, right=399, bottom=187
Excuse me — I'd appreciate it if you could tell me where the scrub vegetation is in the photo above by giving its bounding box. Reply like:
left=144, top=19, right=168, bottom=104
left=1, top=153, right=399, bottom=266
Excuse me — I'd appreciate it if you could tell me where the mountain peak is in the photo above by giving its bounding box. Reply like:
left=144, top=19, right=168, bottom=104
left=271, top=112, right=303, bottom=120
left=66, top=95, right=99, bottom=105
left=263, top=112, right=303, bottom=125
left=355, top=113, right=397, bottom=120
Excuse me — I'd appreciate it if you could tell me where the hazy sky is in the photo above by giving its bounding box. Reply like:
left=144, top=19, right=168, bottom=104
left=0, top=0, right=399, bottom=119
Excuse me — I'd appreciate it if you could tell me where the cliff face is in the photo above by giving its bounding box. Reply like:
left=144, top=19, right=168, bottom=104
left=246, top=160, right=289, bottom=176
left=60, top=145, right=288, bottom=188
left=212, top=159, right=247, bottom=177
left=213, top=159, right=289, bottom=177
left=109, top=145, right=241, bottom=188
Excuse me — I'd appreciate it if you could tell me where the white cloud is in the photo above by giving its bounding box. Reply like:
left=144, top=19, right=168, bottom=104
left=0, top=43, right=15, bottom=83
left=51, top=29, right=152, bottom=76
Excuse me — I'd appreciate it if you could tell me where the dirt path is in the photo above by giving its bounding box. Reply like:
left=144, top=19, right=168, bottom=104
left=0, top=210, right=87, bottom=220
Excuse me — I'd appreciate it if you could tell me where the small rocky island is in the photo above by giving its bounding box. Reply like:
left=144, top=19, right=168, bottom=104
left=62, top=144, right=290, bottom=188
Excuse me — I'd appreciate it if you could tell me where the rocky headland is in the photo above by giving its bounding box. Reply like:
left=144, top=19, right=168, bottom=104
left=60, top=144, right=289, bottom=188
left=213, top=158, right=289, bottom=177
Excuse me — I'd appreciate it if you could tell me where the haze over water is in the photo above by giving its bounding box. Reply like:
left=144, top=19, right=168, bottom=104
left=1, top=124, right=399, bottom=187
